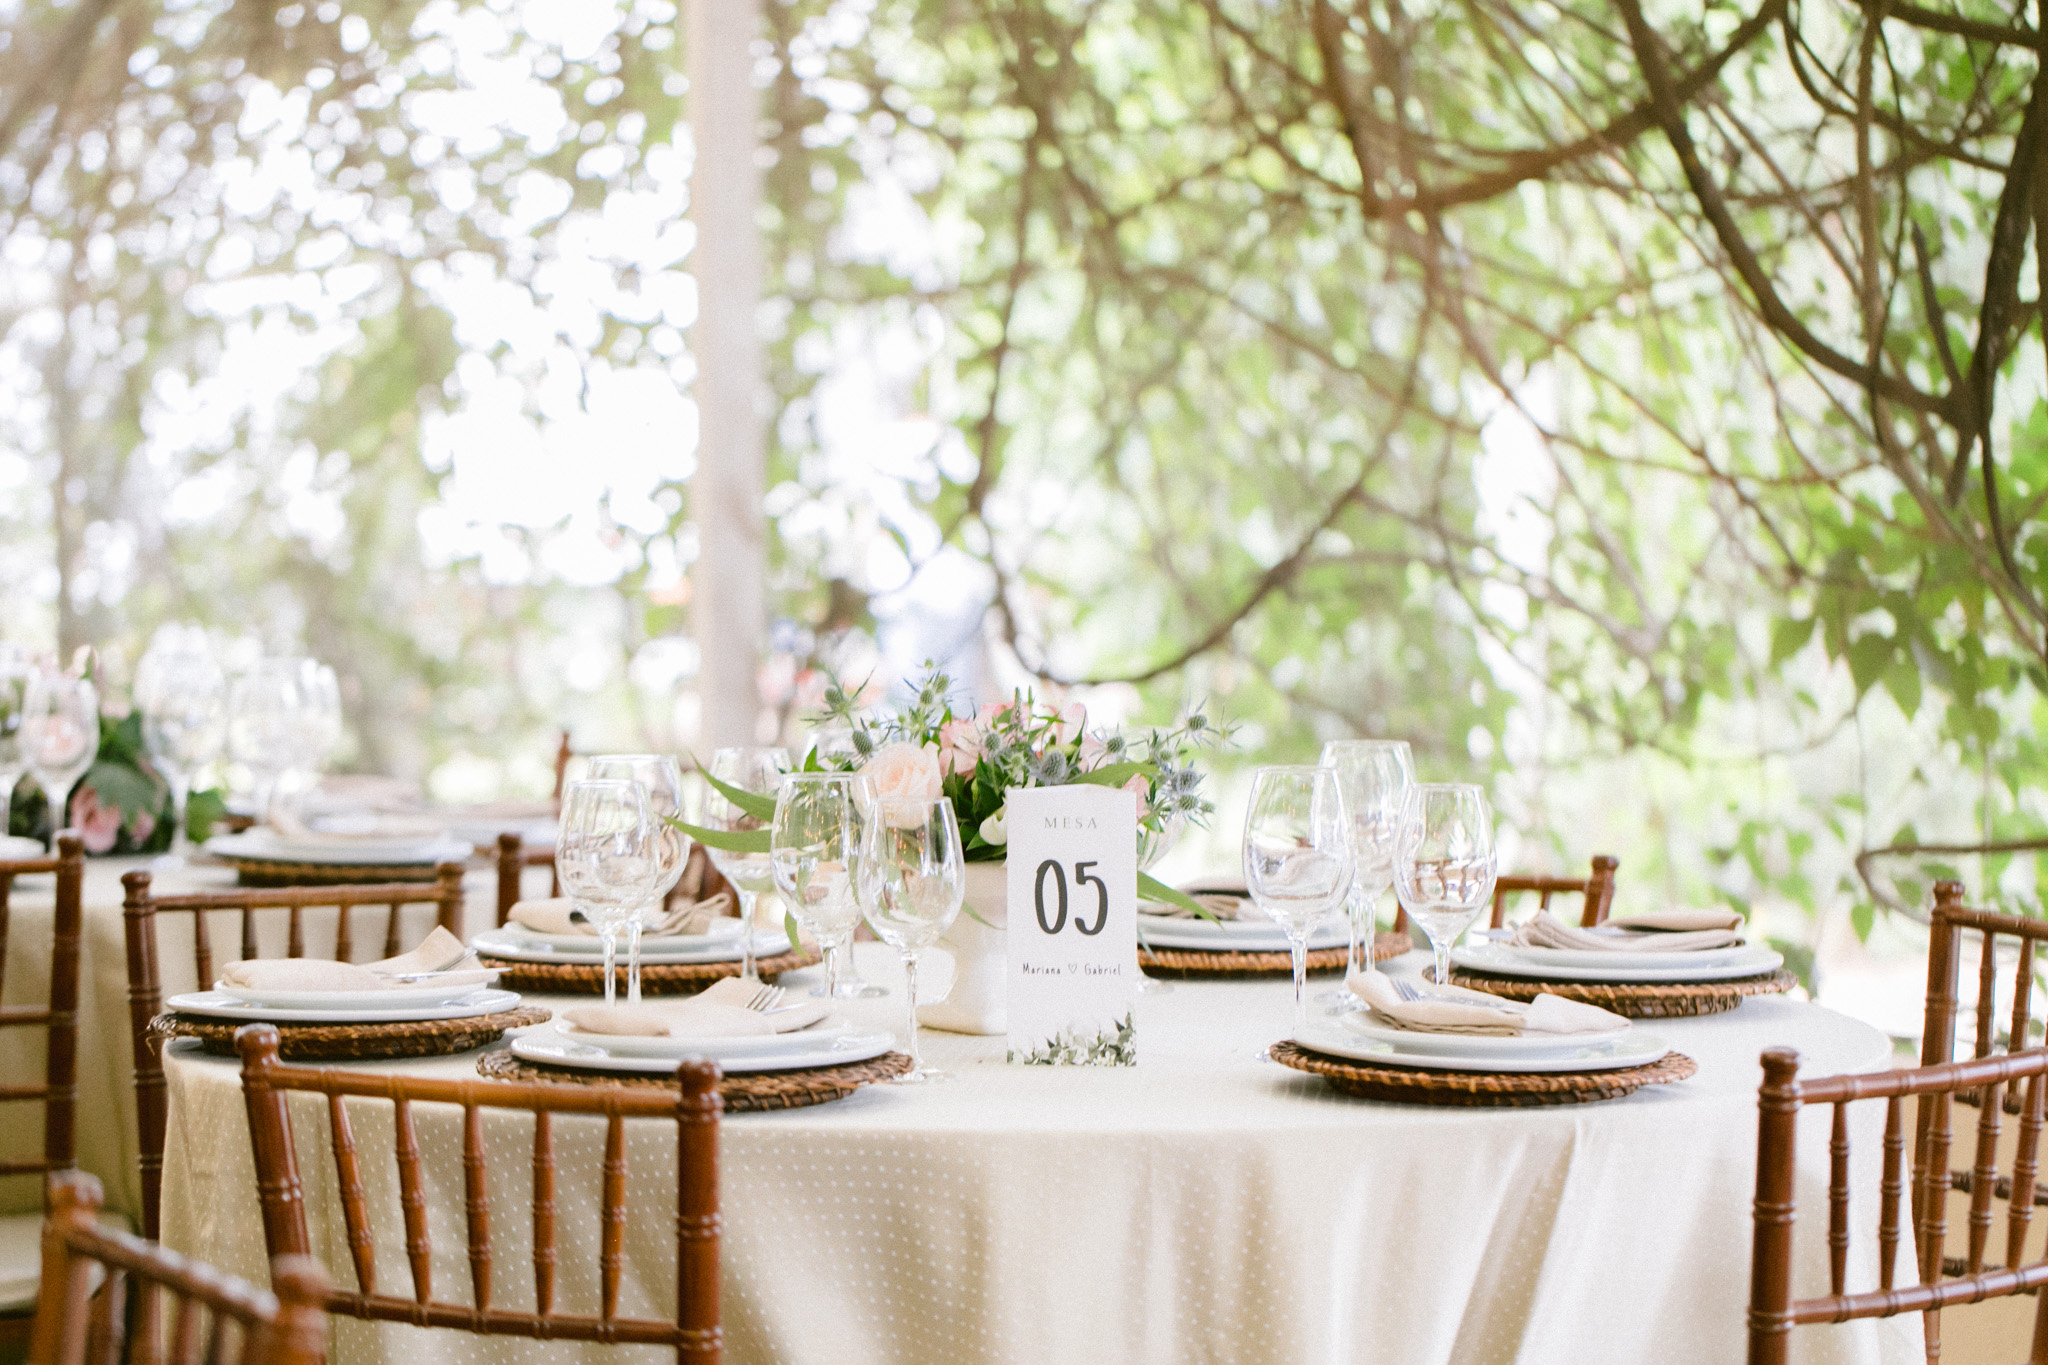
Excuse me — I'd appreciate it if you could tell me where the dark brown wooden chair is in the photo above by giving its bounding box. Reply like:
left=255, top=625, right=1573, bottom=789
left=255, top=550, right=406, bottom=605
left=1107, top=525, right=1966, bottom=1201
left=1921, top=880, right=2047, bottom=1067
left=492, top=833, right=558, bottom=926
left=30, top=1170, right=330, bottom=1365
left=1749, top=1044, right=2048, bottom=1363
left=234, top=1025, right=721, bottom=1362
left=0, top=833, right=86, bottom=1338
left=1392, top=853, right=1618, bottom=934
left=120, top=866, right=465, bottom=1241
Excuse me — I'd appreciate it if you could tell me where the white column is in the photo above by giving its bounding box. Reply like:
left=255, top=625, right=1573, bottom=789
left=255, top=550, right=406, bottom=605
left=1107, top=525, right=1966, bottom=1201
left=687, top=0, right=765, bottom=748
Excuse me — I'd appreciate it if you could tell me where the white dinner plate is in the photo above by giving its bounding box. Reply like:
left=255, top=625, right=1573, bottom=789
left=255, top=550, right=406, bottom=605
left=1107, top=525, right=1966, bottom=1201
left=1450, top=941, right=1784, bottom=983
left=212, top=976, right=499, bottom=1010
left=1294, top=1022, right=1673, bottom=1074
left=1486, top=937, right=1758, bottom=970
left=166, top=988, right=525, bottom=1024
left=204, top=830, right=474, bottom=866
left=1337, top=1012, right=1632, bottom=1058
left=0, top=836, right=49, bottom=863
left=511, top=1027, right=894, bottom=1074
left=470, top=927, right=788, bottom=964
left=1130, top=916, right=1351, bottom=949
left=554, top=1017, right=854, bottom=1059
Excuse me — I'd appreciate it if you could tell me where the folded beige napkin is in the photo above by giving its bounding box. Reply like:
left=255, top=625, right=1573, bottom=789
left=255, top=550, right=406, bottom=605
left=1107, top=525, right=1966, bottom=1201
left=1607, top=908, right=1744, bottom=933
left=218, top=927, right=494, bottom=993
left=1350, top=971, right=1628, bottom=1036
left=1509, top=910, right=1743, bottom=954
left=1144, top=876, right=1257, bottom=921
left=562, top=979, right=831, bottom=1040
left=509, top=896, right=734, bottom=938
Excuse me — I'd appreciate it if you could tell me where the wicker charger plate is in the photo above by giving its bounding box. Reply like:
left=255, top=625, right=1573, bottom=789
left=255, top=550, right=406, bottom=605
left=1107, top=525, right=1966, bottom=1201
left=151, top=1006, right=553, bottom=1061
left=210, top=855, right=444, bottom=887
left=1139, top=929, right=1410, bottom=979
left=476, top=1047, right=914, bottom=1112
left=1271, top=1039, right=1698, bottom=1107
left=1432, top=965, right=1800, bottom=1019
left=475, top=947, right=822, bottom=995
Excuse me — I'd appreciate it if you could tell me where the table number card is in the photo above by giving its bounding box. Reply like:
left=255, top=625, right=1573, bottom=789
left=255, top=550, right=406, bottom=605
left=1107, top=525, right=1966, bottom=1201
left=1005, top=783, right=1139, bottom=1066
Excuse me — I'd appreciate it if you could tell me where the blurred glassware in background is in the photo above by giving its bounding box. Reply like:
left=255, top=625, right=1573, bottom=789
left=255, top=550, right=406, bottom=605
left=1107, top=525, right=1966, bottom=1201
left=227, top=658, right=310, bottom=824
left=702, top=745, right=792, bottom=983
left=20, top=668, right=99, bottom=845
left=1318, top=739, right=1414, bottom=1007
left=557, top=777, right=662, bottom=1007
left=0, top=646, right=31, bottom=828
left=587, top=753, right=691, bottom=1004
left=134, top=626, right=227, bottom=869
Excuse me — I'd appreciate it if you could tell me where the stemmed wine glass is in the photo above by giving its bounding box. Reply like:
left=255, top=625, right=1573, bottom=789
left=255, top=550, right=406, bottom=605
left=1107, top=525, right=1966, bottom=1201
left=702, top=746, right=791, bottom=982
left=770, top=772, right=867, bottom=1001
left=227, top=659, right=308, bottom=824
left=1393, top=783, right=1499, bottom=995
left=1242, top=765, right=1354, bottom=1038
left=135, top=629, right=227, bottom=868
left=296, top=661, right=343, bottom=783
left=0, top=648, right=32, bottom=829
left=21, top=670, right=99, bottom=840
left=1318, top=739, right=1413, bottom=1006
left=857, top=794, right=964, bottom=1082
left=556, top=778, right=662, bottom=1007
left=1133, top=810, right=1186, bottom=995
left=587, top=755, right=691, bottom=1004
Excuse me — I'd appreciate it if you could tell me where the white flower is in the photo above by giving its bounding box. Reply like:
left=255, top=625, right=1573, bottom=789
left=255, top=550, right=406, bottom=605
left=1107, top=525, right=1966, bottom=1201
left=861, top=741, right=944, bottom=828
left=978, top=808, right=1008, bottom=846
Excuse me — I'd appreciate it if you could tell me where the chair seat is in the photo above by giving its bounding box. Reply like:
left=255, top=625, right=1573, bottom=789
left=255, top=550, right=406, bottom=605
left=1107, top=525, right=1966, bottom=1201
left=0, top=1206, right=129, bottom=1312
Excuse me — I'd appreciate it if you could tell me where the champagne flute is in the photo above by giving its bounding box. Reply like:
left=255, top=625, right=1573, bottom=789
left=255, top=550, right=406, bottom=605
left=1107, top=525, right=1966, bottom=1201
left=857, top=794, right=964, bottom=1082
left=21, top=670, right=99, bottom=840
left=703, top=746, right=791, bottom=982
left=135, top=631, right=227, bottom=868
left=556, top=779, right=661, bottom=1006
left=1318, top=739, right=1413, bottom=1005
left=1393, top=783, right=1499, bottom=994
left=588, top=754, right=691, bottom=1004
left=770, top=772, right=866, bottom=1000
left=1242, top=765, right=1353, bottom=1038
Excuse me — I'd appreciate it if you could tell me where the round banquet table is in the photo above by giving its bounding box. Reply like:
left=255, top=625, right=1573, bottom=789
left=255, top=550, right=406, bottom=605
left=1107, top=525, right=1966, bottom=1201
left=157, top=943, right=1920, bottom=1365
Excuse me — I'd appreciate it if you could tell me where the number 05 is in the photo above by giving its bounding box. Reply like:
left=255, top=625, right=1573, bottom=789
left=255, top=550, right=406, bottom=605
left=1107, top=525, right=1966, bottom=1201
left=1073, top=861, right=1108, bottom=935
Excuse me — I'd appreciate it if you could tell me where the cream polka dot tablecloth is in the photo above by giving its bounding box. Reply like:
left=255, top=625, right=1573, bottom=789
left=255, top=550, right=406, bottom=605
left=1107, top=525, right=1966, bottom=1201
left=157, top=944, right=1919, bottom=1365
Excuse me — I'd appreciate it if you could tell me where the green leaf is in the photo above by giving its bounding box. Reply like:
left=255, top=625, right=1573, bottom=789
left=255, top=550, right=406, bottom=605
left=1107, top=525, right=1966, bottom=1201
left=1847, top=634, right=1891, bottom=696
left=1770, top=615, right=1815, bottom=666
left=1071, top=760, right=1158, bottom=788
left=1850, top=900, right=1875, bottom=943
left=784, top=910, right=803, bottom=954
left=1884, top=659, right=1922, bottom=717
left=692, top=757, right=778, bottom=821
left=667, top=816, right=769, bottom=854
left=185, top=787, right=228, bottom=844
left=1137, top=872, right=1219, bottom=924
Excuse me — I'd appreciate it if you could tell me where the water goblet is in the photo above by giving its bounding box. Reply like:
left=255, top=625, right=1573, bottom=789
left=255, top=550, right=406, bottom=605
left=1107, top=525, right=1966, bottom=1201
left=1393, top=783, right=1499, bottom=996
left=857, top=794, right=964, bottom=1082
left=1242, top=765, right=1354, bottom=1038
left=588, top=754, right=691, bottom=1004
left=702, top=746, right=791, bottom=982
left=21, top=670, right=99, bottom=839
left=769, top=772, right=867, bottom=1000
left=1317, top=739, right=1413, bottom=1006
left=557, top=779, right=662, bottom=1006
left=135, top=631, right=227, bottom=868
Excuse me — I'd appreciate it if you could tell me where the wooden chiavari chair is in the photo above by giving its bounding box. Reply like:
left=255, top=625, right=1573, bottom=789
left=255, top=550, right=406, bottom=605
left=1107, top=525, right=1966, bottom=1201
left=234, top=1025, right=721, bottom=1362
left=0, top=834, right=85, bottom=1337
left=120, top=866, right=465, bottom=1241
left=30, top=1171, right=330, bottom=1365
left=492, top=833, right=558, bottom=926
left=1749, top=1044, right=2048, bottom=1363
left=1921, top=881, right=2048, bottom=1067
left=1391, top=853, right=1618, bottom=935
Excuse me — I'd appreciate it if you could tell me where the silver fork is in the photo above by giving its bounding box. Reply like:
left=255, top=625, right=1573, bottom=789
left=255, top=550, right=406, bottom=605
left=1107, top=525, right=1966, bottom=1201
left=1389, top=977, right=1426, bottom=1004
left=743, top=982, right=787, bottom=1012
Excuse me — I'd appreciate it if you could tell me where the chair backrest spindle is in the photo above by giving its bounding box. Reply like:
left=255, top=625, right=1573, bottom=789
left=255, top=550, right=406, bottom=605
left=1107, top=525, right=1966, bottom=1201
left=1477, top=854, right=1620, bottom=931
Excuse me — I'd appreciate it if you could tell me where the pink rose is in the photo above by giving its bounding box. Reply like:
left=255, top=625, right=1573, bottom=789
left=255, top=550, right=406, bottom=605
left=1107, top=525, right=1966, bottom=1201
left=67, top=785, right=121, bottom=854
left=974, top=701, right=1014, bottom=730
left=861, top=742, right=944, bottom=826
left=937, top=718, right=983, bottom=777
left=1122, top=773, right=1150, bottom=821
left=1048, top=701, right=1085, bottom=746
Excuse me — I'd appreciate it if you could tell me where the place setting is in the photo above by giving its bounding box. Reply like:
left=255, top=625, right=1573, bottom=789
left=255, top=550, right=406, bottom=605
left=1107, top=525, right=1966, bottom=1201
left=1268, top=778, right=1697, bottom=1106
left=468, top=761, right=819, bottom=994
left=149, top=926, right=551, bottom=1060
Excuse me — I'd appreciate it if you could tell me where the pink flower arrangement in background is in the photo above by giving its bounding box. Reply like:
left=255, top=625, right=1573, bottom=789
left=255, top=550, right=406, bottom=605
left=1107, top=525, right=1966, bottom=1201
left=67, top=785, right=125, bottom=854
